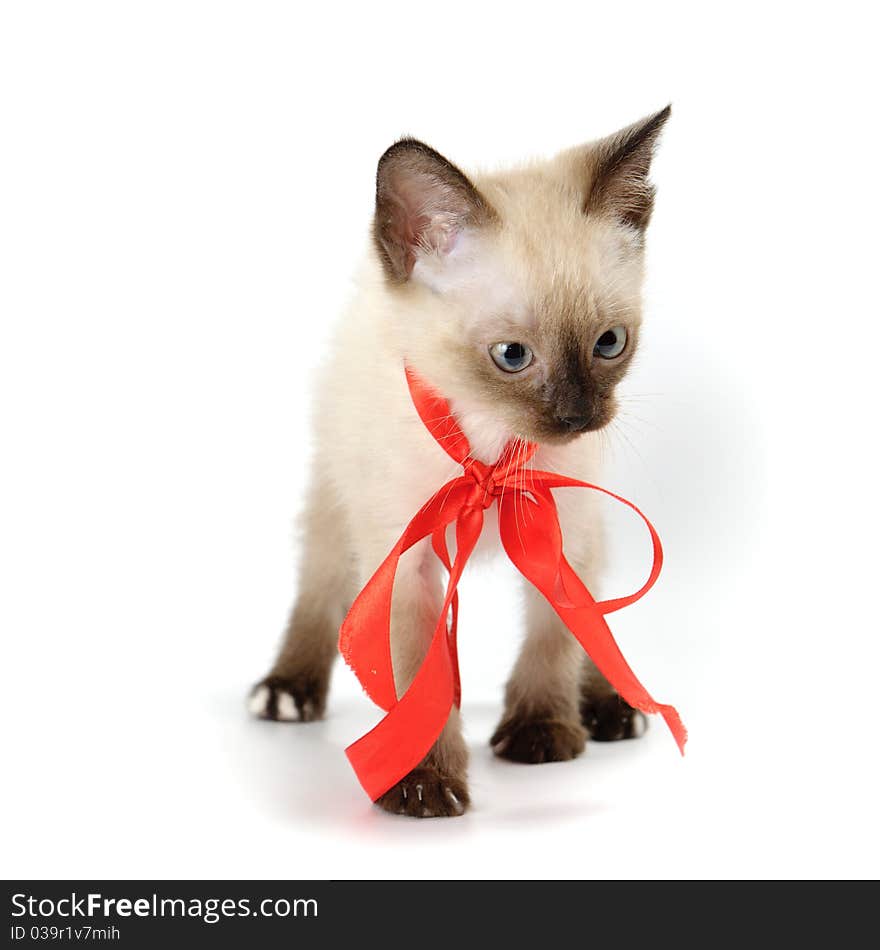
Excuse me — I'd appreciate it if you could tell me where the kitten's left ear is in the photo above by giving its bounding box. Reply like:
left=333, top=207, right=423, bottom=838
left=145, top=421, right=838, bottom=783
left=373, top=139, right=497, bottom=283
left=576, top=105, right=671, bottom=231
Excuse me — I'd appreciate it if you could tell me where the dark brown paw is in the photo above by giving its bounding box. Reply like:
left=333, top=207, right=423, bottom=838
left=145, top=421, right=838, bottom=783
left=375, top=767, right=470, bottom=818
left=248, top=672, right=328, bottom=722
left=490, top=716, right=587, bottom=764
left=580, top=694, right=647, bottom=741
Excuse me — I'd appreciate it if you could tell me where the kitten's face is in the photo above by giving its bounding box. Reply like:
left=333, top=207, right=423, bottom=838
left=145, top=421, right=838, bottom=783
left=374, top=109, right=668, bottom=446
left=412, top=199, right=644, bottom=445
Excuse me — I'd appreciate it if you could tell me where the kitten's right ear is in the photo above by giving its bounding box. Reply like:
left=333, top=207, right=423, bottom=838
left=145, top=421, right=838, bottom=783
left=373, top=139, right=496, bottom=283
left=571, top=105, right=671, bottom=232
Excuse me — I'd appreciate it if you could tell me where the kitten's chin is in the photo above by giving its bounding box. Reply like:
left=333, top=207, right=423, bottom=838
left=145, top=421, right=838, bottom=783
left=520, top=419, right=610, bottom=447
left=525, top=429, right=590, bottom=447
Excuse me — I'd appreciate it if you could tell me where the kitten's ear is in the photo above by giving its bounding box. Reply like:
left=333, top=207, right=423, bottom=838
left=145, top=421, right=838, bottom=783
left=580, top=105, right=671, bottom=231
left=373, top=139, right=497, bottom=282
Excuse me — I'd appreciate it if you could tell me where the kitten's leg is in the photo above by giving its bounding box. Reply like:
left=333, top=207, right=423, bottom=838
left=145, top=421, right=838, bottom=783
left=373, top=542, right=470, bottom=818
left=579, top=660, right=647, bottom=742
left=492, top=474, right=649, bottom=761
left=491, top=537, right=646, bottom=760
left=249, top=482, right=354, bottom=722
left=490, top=581, right=589, bottom=763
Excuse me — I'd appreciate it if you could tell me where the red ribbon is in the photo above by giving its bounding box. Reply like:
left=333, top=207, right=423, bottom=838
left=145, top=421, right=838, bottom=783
left=339, top=367, right=686, bottom=801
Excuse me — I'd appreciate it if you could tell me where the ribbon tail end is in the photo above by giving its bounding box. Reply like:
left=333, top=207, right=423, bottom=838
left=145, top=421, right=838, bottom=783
left=658, top=704, right=687, bottom=755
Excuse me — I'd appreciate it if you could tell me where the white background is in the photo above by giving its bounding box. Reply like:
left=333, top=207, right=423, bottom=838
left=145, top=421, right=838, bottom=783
left=2, top=1, right=878, bottom=880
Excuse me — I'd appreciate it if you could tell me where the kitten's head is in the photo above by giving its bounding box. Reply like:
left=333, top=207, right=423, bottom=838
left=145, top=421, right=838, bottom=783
left=373, top=107, right=670, bottom=446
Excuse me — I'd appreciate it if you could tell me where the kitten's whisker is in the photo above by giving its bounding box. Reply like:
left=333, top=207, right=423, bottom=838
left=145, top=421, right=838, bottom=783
left=605, top=418, right=661, bottom=496
left=511, top=438, right=521, bottom=540
left=423, top=453, right=471, bottom=511
left=437, top=471, right=463, bottom=517
left=432, top=430, right=469, bottom=444
left=597, top=427, right=609, bottom=467
left=520, top=438, right=533, bottom=525
left=615, top=408, right=659, bottom=431
left=514, top=438, right=527, bottom=548
left=527, top=446, right=537, bottom=523
left=498, top=440, right=512, bottom=522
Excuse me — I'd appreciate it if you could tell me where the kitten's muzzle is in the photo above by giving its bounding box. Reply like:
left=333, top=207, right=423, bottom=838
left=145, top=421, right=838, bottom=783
left=548, top=377, right=597, bottom=436
left=532, top=407, right=611, bottom=444
left=557, top=414, right=592, bottom=433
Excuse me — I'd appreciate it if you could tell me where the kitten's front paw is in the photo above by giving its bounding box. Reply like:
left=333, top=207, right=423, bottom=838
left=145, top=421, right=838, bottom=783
left=376, top=767, right=470, bottom=819
left=490, top=716, right=587, bottom=764
left=580, top=694, right=647, bottom=741
left=248, top=673, right=326, bottom=722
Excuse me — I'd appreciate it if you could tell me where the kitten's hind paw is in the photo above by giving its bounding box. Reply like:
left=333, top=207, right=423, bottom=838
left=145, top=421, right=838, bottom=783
left=248, top=673, right=326, bottom=722
left=375, top=767, right=470, bottom=819
left=490, top=716, right=586, bottom=764
left=580, top=693, right=647, bottom=741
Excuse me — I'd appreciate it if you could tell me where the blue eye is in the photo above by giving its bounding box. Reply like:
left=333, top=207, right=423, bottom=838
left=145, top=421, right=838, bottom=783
left=489, top=342, right=533, bottom=373
left=594, top=326, right=627, bottom=359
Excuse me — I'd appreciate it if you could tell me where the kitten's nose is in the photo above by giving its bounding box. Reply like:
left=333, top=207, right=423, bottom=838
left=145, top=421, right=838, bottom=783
left=558, top=415, right=591, bottom=433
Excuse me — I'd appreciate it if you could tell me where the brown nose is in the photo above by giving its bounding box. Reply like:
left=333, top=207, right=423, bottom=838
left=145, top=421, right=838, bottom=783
left=558, top=415, right=591, bottom=433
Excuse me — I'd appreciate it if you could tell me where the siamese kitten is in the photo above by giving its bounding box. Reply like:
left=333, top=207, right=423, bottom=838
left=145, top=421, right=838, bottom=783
left=250, top=107, right=670, bottom=817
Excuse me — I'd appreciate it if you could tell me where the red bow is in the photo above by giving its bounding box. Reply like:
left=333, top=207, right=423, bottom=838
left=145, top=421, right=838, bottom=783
left=339, top=367, right=686, bottom=801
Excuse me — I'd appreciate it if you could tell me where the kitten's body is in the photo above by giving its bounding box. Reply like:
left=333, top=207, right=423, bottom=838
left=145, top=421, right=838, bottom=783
left=251, top=109, right=669, bottom=816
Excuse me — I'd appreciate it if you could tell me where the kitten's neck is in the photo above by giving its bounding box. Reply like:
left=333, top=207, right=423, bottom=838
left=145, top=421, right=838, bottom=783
left=446, top=398, right=517, bottom=466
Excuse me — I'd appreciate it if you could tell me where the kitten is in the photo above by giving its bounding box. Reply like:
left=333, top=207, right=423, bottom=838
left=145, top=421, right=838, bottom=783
left=250, top=107, right=670, bottom=817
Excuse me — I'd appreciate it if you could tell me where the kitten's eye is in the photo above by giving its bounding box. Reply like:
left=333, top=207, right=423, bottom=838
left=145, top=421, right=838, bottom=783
left=489, top=342, right=534, bottom=373
left=594, top=326, right=627, bottom=360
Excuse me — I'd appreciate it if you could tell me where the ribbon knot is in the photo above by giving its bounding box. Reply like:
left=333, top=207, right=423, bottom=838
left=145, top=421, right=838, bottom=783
left=338, top=366, right=687, bottom=802
left=462, top=458, right=498, bottom=509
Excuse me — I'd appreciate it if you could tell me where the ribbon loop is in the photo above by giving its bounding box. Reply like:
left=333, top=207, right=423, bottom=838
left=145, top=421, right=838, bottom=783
left=339, top=369, right=686, bottom=802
